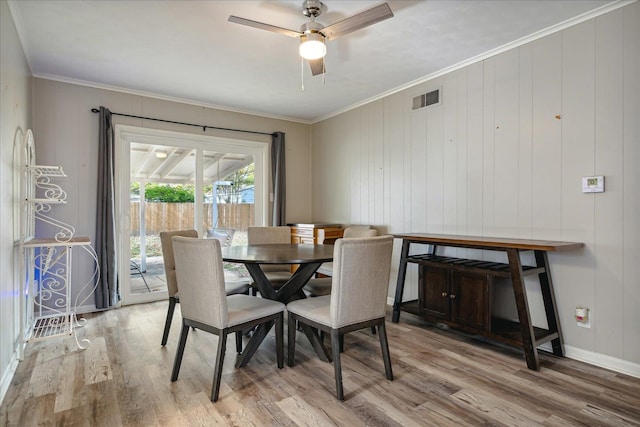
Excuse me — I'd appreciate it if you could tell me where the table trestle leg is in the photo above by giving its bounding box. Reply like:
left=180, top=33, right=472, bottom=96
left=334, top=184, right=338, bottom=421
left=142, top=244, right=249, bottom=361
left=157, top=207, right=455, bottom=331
left=535, top=250, right=564, bottom=357
left=507, top=248, right=540, bottom=370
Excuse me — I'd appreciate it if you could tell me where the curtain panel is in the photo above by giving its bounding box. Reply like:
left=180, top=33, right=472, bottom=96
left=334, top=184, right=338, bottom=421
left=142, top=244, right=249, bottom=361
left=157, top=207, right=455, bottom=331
left=271, top=132, right=286, bottom=226
left=95, top=106, right=119, bottom=309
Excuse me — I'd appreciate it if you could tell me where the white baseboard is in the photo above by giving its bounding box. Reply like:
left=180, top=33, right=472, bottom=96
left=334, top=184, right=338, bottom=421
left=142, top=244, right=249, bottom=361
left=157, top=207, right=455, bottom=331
left=0, top=349, right=20, bottom=406
left=564, top=345, right=640, bottom=378
left=388, top=299, right=640, bottom=379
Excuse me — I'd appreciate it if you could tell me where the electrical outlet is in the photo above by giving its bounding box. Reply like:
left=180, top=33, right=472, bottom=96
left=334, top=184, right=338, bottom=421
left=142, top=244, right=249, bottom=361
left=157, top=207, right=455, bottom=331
left=577, top=317, right=591, bottom=328
left=576, top=307, right=591, bottom=328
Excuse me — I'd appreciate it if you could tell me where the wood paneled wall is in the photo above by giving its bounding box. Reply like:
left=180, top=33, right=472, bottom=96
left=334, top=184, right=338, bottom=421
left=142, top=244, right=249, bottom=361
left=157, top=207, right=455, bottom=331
left=311, top=4, right=640, bottom=369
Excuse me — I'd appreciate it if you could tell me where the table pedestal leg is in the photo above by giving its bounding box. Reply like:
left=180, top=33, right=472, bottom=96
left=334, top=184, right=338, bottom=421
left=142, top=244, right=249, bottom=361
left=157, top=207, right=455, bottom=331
left=236, top=321, right=273, bottom=368
left=299, top=324, right=331, bottom=362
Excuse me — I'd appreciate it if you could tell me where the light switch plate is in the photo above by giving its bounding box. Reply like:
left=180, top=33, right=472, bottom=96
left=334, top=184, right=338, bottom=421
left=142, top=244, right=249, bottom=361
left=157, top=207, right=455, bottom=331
left=582, top=176, right=604, bottom=193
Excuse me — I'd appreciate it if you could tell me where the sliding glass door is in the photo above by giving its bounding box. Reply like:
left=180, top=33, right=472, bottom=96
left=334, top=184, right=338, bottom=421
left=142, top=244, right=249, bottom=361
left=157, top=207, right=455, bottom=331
left=115, top=125, right=269, bottom=305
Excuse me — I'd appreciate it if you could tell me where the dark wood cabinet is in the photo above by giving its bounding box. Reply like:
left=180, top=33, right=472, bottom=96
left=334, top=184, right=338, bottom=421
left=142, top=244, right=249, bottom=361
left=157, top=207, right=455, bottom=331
left=419, top=266, right=491, bottom=333
left=450, top=271, right=491, bottom=332
left=419, top=266, right=449, bottom=318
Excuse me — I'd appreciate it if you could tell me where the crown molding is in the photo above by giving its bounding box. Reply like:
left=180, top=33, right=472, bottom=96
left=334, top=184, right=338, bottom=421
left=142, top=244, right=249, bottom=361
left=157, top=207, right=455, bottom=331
left=32, top=73, right=312, bottom=125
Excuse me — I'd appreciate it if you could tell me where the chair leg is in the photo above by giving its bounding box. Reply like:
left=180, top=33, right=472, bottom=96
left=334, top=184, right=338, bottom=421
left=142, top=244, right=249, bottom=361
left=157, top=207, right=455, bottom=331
left=287, top=311, right=296, bottom=367
left=275, top=313, right=284, bottom=369
left=171, top=322, right=190, bottom=381
left=330, top=329, right=344, bottom=400
left=161, top=297, right=177, bottom=346
left=378, top=321, right=394, bottom=381
left=211, top=331, right=228, bottom=402
left=371, top=326, right=377, bottom=335
left=235, top=331, right=243, bottom=354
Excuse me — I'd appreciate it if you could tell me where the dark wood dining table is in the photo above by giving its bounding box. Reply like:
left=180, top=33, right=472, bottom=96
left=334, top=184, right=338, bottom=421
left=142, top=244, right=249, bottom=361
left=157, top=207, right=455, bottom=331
left=222, top=243, right=334, bottom=302
left=221, top=243, right=335, bottom=365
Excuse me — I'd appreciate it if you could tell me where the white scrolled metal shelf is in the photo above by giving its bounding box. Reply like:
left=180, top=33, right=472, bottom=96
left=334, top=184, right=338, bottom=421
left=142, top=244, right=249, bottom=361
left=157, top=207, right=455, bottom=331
left=18, top=129, right=99, bottom=355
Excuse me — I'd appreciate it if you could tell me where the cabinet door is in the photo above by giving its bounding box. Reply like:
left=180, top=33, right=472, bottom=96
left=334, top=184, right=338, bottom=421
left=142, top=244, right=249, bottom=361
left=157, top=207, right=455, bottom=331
left=450, top=272, right=491, bottom=332
left=420, top=266, right=450, bottom=319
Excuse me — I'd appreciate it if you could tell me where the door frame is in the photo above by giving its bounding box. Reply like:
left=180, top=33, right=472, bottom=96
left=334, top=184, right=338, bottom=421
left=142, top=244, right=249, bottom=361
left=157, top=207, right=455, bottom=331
left=114, top=124, right=270, bottom=305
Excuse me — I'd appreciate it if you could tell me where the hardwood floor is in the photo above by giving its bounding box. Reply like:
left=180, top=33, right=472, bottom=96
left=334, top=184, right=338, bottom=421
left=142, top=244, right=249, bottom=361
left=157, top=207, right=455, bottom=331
left=2, top=302, right=639, bottom=426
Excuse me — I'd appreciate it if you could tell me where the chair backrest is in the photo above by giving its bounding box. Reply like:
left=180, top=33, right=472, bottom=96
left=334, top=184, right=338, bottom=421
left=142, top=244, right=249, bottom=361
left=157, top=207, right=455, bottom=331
left=172, top=236, right=228, bottom=328
left=330, top=235, right=393, bottom=328
left=160, top=229, right=198, bottom=297
left=247, top=226, right=291, bottom=244
left=247, top=226, right=291, bottom=272
left=343, top=226, right=378, bottom=239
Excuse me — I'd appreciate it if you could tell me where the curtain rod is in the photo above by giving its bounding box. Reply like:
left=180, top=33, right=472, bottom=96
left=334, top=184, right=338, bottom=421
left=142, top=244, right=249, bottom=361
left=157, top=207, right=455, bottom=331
left=90, top=108, right=275, bottom=137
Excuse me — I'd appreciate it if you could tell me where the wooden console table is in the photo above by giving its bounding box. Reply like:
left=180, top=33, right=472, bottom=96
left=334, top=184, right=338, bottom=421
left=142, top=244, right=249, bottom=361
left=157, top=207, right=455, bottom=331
left=391, top=233, right=583, bottom=370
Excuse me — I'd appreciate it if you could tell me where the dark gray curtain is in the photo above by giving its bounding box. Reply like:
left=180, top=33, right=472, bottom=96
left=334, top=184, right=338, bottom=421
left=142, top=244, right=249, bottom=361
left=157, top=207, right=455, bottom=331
left=271, top=132, right=286, bottom=226
left=95, top=106, right=119, bottom=309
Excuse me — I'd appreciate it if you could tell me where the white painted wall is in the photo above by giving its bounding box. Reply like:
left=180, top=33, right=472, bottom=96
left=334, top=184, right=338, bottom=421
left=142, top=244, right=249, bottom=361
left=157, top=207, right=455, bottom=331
left=0, top=0, right=32, bottom=404
left=311, top=3, right=640, bottom=373
left=30, top=77, right=312, bottom=312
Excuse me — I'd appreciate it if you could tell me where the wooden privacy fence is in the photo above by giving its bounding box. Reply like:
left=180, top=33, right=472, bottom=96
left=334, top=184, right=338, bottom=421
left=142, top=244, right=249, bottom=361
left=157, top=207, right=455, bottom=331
left=130, top=202, right=254, bottom=235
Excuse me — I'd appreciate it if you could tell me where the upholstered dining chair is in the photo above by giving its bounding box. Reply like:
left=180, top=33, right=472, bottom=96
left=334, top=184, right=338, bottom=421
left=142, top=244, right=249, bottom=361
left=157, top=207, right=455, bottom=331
left=170, top=236, right=285, bottom=402
left=304, top=226, right=378, bottom=297
left=246, top=226, right=293, bottom=292
left=287, top=235, right=394, bottom=400
left=159, top=229, right=249, bottom=347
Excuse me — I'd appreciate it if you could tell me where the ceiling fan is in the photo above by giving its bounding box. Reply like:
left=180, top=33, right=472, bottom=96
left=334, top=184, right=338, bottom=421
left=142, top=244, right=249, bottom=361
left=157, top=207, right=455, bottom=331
left=228, top=0, right=394, bottom=76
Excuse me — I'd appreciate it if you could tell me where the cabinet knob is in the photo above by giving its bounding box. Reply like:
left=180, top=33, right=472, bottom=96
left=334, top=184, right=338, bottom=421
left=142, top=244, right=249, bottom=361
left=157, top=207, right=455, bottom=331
left=441, top=292, right=448, bottom=297
left=449, top=294, right=456, bottom=299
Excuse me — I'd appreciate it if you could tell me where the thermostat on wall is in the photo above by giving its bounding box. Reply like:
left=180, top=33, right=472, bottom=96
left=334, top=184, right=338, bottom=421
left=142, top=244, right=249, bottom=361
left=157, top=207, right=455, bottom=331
left=582, top=176, right=604, bottom=193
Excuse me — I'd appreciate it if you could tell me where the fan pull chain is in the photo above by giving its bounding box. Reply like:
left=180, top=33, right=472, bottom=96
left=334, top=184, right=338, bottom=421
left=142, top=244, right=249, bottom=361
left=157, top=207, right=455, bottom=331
left=301, top=56, right=305, bottom=91
left=323, top=58, right=326, bottom=85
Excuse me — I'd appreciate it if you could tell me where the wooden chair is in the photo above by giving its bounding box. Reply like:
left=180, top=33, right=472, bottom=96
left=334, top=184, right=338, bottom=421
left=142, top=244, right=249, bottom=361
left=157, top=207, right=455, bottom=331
left=246, top=226, right=292, bottom=292
left=159, top=229, right=249, bottom=347
left=170, top=236, right=285, bottom=402
left=287, top=235, right=394, bottom=400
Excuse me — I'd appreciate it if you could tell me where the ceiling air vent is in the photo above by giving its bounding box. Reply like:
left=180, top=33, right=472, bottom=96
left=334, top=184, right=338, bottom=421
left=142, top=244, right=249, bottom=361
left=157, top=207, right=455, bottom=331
left=412, top=88, right=441, bottom=110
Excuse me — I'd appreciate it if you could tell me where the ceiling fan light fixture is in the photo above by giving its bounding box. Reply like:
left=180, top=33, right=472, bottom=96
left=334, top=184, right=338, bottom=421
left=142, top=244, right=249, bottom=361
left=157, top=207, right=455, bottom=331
left=229, top=1, right=394, bottom=76
left=299, top=32, right=326, bottom=60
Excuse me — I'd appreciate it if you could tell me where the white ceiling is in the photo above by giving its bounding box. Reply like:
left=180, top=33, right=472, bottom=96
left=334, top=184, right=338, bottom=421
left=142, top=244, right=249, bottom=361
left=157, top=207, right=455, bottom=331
left=9, top=0, right=620, bottom=123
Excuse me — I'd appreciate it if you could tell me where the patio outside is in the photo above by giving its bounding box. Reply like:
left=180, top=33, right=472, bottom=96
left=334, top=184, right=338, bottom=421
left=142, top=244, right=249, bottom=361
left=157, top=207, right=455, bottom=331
left=130, top=230, right=251, bottom=294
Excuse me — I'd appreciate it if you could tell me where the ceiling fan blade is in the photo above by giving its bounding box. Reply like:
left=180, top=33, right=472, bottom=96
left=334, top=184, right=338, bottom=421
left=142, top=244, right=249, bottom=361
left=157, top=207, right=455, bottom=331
left=309, top=58, right=325, bottom=76
left=228, top=15, right=301, bottom=38
left=321, top=3, right=393, bottom=41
